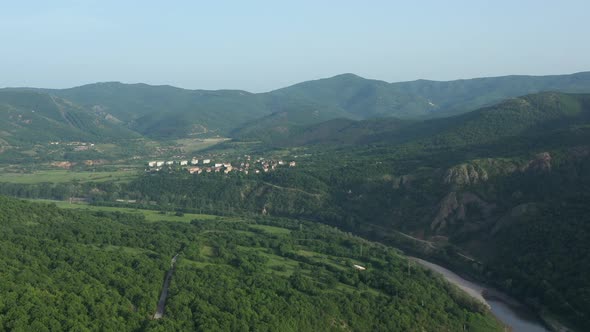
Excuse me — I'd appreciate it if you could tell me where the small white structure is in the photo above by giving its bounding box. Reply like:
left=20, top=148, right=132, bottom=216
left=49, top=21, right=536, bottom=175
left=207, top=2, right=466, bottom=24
left=166, top=161, right=174, bottom=166
left=188, top=167, right=201, bottom=174
left=223, top=163, right=231, bottom=168
left=278, top=160, right=285, bottom=165
left=214, top=163, right=223, bottom=168
left=191, top=158, right=199, bottom=165
left=156, top=161, right=165, bottom=167
left=353, top=264, right=366, bottom=271
left=148, top=161, right=157, bottom=167
left=289, top=161, right=297, bottom=167
left=203, top=159, right=211, bottom=164
left=180, top=160, right=188, bottom=166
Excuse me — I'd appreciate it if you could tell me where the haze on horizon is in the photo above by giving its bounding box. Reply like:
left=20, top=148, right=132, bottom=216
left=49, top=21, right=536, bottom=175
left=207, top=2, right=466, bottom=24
left=2, top=0, right=589, bottom=92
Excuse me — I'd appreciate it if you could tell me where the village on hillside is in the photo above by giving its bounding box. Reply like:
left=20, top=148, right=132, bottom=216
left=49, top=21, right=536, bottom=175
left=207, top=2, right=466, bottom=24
left=146, top=154, right=297, bottom=175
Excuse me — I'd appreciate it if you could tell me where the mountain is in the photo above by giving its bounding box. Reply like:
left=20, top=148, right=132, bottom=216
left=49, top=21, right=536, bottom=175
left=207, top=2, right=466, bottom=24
left=230, top=97, right=357, bottom=142
left=37, top=82, right=271, bottom=138
left=271, top=71, right=590, bottom=119
left=0, top=90, right=138, bottom=146
left=256, top=92, right=590, bottom=150
left=389, top=71, right=590, bottom=117
left=8, top=71, right=590, bottom=140
left=269, top=73, right=437, bottom=118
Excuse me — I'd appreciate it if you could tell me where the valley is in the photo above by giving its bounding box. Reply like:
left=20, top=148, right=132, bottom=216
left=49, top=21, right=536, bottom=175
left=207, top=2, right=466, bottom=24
left=1, top=75, right=590, bottom=331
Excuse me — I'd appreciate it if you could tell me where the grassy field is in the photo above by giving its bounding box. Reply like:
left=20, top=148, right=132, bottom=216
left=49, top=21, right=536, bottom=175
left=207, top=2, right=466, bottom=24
left=174, top=138, right=230, bottom=153
left=28, top=199, right=219, bottom=223
left=0, top=170, right=138, bottom=184
left=249, top=224, right=292, bottom=235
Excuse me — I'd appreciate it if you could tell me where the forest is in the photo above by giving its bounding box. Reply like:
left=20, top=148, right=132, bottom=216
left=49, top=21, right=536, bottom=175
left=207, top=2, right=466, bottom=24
left=0, top=196, right=502, bottom=331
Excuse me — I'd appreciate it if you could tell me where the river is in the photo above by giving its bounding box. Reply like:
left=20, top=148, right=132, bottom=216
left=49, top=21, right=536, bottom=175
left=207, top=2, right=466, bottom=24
left=412, top=258, right=550, bottom=332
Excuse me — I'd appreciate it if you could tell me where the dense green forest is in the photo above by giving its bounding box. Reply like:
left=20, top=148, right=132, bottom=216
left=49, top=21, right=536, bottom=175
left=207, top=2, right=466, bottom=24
left=0, top=196, right=501, bottom=331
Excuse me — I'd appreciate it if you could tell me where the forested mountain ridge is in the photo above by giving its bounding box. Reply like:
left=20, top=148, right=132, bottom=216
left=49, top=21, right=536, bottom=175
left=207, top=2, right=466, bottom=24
left=6, top=71, right=590, bottom=139
left=236, top=92, right=590, bottom=148
left=268, top=71, right=590, bottom=119
left=0, top=90, right=139, bottom=145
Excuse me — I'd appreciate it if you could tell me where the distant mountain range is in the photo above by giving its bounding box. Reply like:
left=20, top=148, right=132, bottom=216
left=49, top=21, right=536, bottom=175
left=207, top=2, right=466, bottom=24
left=248, top=92, right=590, bottom=148
left=2, top=71, right=590, bottom=142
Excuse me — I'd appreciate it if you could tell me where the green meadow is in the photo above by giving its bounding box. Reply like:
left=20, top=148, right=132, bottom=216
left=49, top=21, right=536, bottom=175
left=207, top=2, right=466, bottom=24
left=0, top=170, right=138, bottom=184
left=28, top=199, right=219, bottom=223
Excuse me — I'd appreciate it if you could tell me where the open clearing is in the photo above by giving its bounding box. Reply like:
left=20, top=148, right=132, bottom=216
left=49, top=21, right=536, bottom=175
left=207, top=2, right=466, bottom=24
left=175, top=137, right=230, bottom=153
left=28, top=199, right=219, bottom=222
left=0, top=170, right=138, bottom=184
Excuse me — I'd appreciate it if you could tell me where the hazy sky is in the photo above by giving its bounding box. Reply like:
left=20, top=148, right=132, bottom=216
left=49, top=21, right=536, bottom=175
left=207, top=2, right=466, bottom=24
left=2, top=0, right=589, bottom=92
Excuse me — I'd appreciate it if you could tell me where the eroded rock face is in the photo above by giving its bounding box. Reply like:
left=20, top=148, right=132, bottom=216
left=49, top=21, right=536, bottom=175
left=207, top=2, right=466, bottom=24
left=522, top=152, right=552, bottom=172
left=444, top=153, right=552, bottom=186
left=444, top=164, right=488, bottom=186
left=431, top=191, right=495, bottom=233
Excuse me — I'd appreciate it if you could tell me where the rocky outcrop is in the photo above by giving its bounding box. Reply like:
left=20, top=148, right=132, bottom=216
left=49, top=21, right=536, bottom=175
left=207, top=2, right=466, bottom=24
left=521, top=152, right=551, bottom=172
left=431, top=192, right=495, bottom=233
left=444, top=153, right=552, bottom=186
left=444, top=164, right=488, bottom=186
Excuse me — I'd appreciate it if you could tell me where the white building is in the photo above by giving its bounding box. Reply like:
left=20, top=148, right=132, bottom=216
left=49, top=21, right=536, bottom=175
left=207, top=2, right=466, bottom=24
left=191, top=158, right=199, bottom=165
left=156, top=161, right=165, bottom=167
left=148, top=161, right=157, bottom=167
left=353, top=264, right=366, bottom=271
left=203, top=159, right=211, bottom=164
left=166, top=161, right=174, bottom=166
left=180, top=160, right=188, bottom=166
left=214, top=163, right=223, bottom=168
left=188, top=167, right=201, bottom=174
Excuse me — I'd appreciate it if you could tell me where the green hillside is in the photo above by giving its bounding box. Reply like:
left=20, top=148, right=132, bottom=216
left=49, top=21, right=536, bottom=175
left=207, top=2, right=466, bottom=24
left=269, top=73, right=436, bottom=118
left=0, top=196, right=501, bottom=331
left=7, top=71, right=590, bottom=140
left=0, top=90, right=138, bottom=145
left=257, top=92, right=589, bottom=151
left=271, top=71, right=590, bottom=119
left=46, top=83, right=271, bottom=138
left=230, top=98, right=357, bottom=142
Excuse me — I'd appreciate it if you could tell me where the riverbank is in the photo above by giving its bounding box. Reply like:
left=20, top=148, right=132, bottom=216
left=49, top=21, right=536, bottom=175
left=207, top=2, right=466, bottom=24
left=411, top=257, right=551, bottom=332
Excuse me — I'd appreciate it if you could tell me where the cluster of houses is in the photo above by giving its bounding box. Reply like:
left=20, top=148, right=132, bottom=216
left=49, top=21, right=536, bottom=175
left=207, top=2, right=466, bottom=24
left=146, top=155, right=296, bottom=175
left=49, top=141, right=95, bottom=151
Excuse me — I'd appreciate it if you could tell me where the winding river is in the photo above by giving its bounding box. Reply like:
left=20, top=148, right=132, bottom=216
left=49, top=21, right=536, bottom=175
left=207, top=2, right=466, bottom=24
left=412, top=258, right=550, bottom=332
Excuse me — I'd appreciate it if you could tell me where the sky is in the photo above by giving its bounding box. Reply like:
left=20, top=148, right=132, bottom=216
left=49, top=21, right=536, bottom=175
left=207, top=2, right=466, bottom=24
left=1, top=0, right=589, bottom=92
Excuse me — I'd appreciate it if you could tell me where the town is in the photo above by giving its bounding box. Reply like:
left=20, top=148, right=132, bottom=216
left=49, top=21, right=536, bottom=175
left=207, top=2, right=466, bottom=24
left=146, top=154, right=297, bottom=175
